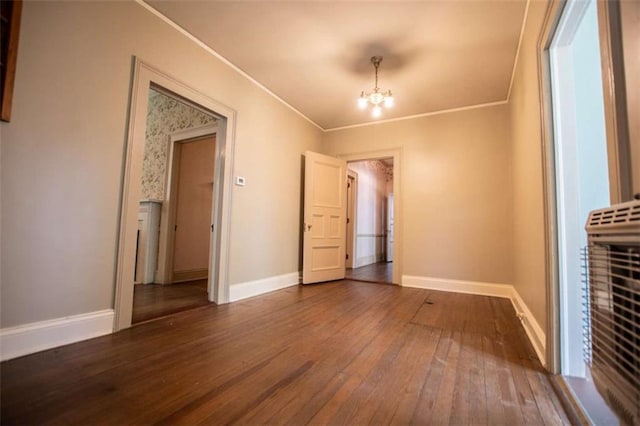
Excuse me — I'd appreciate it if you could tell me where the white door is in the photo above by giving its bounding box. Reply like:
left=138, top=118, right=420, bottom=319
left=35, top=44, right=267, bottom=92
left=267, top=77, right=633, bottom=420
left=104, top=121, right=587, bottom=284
left=386, top=192, right=394, bottom=262
left=303, top=151, right=347, bottom=284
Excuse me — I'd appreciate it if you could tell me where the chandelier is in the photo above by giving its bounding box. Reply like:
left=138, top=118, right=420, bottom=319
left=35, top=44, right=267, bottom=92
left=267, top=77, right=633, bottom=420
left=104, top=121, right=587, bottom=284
left=357, top=56, right=394, bottom=118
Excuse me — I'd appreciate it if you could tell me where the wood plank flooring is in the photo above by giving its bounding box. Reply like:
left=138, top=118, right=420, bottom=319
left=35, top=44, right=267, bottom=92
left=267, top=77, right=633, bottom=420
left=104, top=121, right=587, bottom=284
left=132, top=279, right=210, bottom=324
left=346, top=261, right=393, bottom=283
left=0, top=281, right=570, bottom=425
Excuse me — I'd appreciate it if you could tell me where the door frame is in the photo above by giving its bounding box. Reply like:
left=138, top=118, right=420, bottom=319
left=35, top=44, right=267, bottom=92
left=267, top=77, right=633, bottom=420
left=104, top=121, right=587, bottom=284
left=538, top=0, right=635, bottom=373
left=338, top=149, right=401, bottom=285
left=345, top=170, right=358, bottom=269
left=114, top=58, right=236, bottom=330
left=549, top=0, right=612, bottom=378
left=387, top=192, right=394, bottom=262
left=155, top=125, right=218, bottom=285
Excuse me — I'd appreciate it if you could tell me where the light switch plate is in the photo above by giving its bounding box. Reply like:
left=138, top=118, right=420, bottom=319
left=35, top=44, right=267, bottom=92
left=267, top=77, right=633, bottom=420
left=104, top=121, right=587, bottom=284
left=235, top=176, right=246, bottom=186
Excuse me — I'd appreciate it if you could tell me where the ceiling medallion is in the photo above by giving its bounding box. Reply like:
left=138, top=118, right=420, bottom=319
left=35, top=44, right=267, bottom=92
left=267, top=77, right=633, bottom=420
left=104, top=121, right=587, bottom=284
left=357, top=56, right=394, bottom=118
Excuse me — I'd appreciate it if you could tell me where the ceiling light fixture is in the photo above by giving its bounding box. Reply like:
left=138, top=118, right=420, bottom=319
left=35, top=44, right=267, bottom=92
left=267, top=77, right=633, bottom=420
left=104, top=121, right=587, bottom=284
left=358, top=56, right=394, bottom=118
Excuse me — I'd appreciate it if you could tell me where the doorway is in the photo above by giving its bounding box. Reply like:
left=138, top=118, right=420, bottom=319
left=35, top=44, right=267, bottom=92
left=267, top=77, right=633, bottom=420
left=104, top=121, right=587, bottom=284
left=344, top=158, right=394, bottom=284
left=131, top=89, right=217, bottom=323
left=132, top=120, right=217, bottom=323
left=114, top=59, right=236, bottom=330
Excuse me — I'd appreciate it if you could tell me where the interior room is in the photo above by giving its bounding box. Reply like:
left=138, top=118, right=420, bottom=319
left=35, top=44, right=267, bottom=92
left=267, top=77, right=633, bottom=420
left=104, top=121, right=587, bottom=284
left=0, top=0, right=637, bottom=424
left=132, top=87, right=217, bottom=323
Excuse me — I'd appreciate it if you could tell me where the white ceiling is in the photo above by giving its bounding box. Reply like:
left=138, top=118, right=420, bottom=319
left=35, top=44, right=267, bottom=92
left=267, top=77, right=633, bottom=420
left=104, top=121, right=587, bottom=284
left=145, top=0, right=527, bottom=130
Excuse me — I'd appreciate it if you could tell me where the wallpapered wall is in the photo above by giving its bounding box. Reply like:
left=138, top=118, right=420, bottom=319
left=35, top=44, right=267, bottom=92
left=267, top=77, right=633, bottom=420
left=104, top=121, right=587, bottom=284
left=141, top=88, right=217, bottom=200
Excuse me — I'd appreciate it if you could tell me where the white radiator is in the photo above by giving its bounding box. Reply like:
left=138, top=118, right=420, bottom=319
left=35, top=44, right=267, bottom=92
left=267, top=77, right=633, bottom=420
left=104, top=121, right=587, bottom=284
left=585, top=199, right=640, bottom=425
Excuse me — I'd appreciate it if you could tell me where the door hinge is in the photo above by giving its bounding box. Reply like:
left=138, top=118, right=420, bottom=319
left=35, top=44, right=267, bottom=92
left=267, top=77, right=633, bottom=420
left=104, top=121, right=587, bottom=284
left=211, top=224, right=214, bottom=232
left=174, top=224, right=178, bottom=231
left=346, top=253, right=349, bottom=260
left=347, top=217, right=350, bottom=224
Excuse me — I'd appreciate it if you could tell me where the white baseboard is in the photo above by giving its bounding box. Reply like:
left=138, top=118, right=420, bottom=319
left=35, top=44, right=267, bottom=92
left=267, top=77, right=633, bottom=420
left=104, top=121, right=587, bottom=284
left=401, top=275, right=546, bottom=366
left=0, top=309, right=114, bottom=362
left=229, top=272, right=300, bottom=302
left=510, top=287, right=546, bottom=366
left=402, top=275, right=513, bottom=298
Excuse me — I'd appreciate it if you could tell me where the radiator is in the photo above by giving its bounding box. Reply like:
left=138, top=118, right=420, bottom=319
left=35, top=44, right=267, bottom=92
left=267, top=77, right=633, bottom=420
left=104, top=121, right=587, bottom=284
left=585, top=199, right=640, bottom=425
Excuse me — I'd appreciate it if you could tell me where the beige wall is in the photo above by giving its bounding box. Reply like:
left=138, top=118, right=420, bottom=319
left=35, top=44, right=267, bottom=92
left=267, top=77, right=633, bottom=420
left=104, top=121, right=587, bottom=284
left=508, top=0, right=549, bottom=331
left=324, top=105, right=514, bottom=285
left=0, top=1, right=322, bottom=328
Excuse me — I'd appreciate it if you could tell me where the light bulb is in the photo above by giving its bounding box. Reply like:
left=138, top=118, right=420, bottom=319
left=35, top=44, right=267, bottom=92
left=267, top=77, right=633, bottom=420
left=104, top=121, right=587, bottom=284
left=370, top=92, right=384, bottom=105
left=384, top=95, right=394, bottom=108
left=372, top=105, right=382, bottom=118
left=357, top=92, right=367, bottom=109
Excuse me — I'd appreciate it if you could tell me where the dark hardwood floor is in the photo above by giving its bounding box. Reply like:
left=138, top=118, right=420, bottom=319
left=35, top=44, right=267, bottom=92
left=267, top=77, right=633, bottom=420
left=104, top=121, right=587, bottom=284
left=0, top=281, right=570, bottom=425
left=132, top=279, right=210, bottom=324
left=346, top=261, right=393, bottom=283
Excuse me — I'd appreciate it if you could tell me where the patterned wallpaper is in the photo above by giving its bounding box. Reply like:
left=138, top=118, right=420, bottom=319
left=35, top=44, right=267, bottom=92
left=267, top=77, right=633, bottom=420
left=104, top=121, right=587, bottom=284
left=141, top=89, right=216, bottom=200
left=365, top=160, right=394, bottom=182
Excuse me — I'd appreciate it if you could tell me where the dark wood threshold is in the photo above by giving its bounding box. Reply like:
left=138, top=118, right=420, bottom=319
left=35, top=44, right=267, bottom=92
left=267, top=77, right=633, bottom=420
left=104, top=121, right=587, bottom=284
left=345, top=278, right=395, bottom=285
left=131, top=303, right=214, bottom=326
left=132, top=279, right=210, bottom=323
left=345, top=261, right=393, bottom=284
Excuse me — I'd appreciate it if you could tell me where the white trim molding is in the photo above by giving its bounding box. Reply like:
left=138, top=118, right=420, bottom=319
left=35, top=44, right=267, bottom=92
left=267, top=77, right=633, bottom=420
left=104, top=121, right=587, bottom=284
left=326, top=101, right=508, bottom=132
left=114, top=59, right=236, bottom=331
left=402, top=275, right=546, bottom=366
left=402, top=275, right=513, bottom=298
left=229, top=272, right=300, bottom=302
left=0, top=310, right=114, bottom=362
left=510, top=287, right=547, bottom=366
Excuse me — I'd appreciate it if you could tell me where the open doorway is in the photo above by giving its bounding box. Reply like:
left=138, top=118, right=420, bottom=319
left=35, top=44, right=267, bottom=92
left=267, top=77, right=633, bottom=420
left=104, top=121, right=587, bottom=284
left=131, top=88, right=217, bottom=324
left=114, top=59, right=236, bottom=330
left=344, top=158, right=394, bottom=284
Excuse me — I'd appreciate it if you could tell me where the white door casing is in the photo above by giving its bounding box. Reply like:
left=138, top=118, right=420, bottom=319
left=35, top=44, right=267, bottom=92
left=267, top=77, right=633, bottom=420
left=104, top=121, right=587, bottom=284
left=303, top=151, right=347, bottom=284
left=346, top=171, right=357, bottom=269
left=387, top=192, right=394, bottom=262
left=114, top=59, right=236, bottom=331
